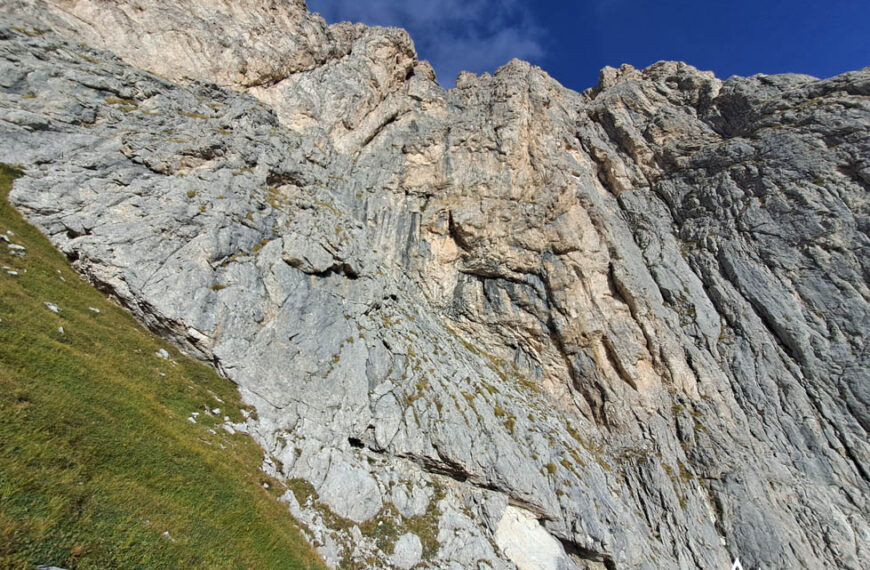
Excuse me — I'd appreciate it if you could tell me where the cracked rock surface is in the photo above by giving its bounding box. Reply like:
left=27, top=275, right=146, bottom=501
left=1, top=2, right=868, bottom=568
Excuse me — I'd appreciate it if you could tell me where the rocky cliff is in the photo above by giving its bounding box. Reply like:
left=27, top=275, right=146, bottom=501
left=1, top=1, right=868, bottom=568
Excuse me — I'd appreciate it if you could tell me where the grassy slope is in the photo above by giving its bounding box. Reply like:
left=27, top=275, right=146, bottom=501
left=0, top=164, right=323, bottom=569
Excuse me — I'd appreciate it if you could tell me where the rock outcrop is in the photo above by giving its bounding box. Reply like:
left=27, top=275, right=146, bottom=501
left=1, top=1, right=868, bottom=568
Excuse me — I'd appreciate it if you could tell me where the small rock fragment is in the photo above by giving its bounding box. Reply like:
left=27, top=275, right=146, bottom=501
left=392, top=533, right=423, bottom=569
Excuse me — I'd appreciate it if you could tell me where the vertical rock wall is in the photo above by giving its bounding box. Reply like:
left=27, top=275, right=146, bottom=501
left=1, top=2, right=868, bottom=568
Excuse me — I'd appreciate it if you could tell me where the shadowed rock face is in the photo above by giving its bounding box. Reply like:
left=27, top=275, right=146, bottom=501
left=1, top=1, right=868, bottom=568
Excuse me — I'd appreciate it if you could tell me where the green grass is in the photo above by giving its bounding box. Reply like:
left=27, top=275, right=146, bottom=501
left=0, top=164, right=324, bottom=569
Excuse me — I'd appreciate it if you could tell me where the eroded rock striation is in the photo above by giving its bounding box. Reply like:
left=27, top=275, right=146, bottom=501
left=1, top=1, right=868, bottom=568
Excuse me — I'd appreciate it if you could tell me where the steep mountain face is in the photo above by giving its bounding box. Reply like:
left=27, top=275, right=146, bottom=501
left=1, top=1, right=868, bottom=568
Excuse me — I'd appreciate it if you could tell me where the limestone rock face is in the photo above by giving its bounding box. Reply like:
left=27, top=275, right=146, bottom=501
left=5, top=0, right=337, bottom=88
left=1, top=2, right=868, bottom=569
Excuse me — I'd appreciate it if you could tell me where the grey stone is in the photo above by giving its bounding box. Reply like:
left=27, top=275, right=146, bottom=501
left=391, top=533, right=423, bottom=569
left=494, top=506, right=570, bottom=570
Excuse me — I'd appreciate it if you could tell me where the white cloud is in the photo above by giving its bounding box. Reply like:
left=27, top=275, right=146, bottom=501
left=308, top=0, right=544, bottom=86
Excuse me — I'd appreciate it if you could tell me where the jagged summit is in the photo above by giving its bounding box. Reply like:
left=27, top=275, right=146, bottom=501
left=1, top=1, right=868, bottom=568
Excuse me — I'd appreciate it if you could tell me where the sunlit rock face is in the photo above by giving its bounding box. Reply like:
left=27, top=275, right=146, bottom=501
left=2, top=1, right=869, bottom=568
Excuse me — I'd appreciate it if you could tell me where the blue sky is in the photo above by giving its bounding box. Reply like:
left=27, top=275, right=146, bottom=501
left=307, top=0, right=869, bottom=91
